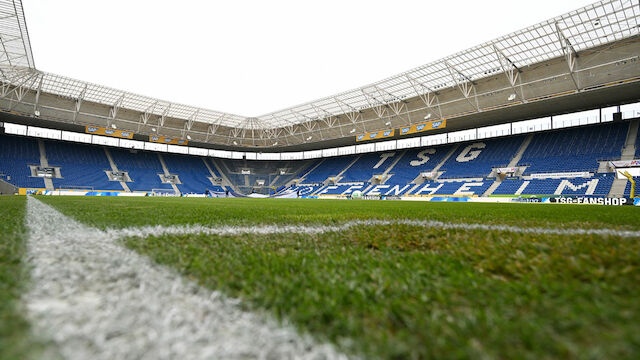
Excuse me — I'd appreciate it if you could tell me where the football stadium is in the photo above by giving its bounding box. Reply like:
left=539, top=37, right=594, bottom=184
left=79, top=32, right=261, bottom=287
left=1, top=0, right=640, bottom=358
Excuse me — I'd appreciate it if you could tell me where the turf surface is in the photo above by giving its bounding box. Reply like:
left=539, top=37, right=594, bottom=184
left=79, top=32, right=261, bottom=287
left=0, top=196, right=44, bottom=360
left=29, top=196, right=640, bottom=358
left=126, top=226, right=640, bottom=359
left=38, top=196, right=640, bottom=230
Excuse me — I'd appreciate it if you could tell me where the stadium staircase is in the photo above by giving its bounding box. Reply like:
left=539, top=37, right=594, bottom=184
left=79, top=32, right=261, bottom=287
left=334, top=155, right=362, bottom=182
left=483, top=134, right=533, bottom=196
left=201, top=158, right=225, bottom=191
left=157, top=154, right=181, bottom=195
left=209, top=157, right=240, bottom=193
left=104, top=148, right=130, bottom=192
left=376, top=150, right=407, bottom=184
left=296, top=158, right=324, bottom=184
left=608, top=119, right=639, bottom=197
left=431, top=145, right=458, bottom=175
left=620, top=119, right=638, bottom=160
left=0, top=177, right=18, bottom=195
left=37, top=139, right=54, bottom=190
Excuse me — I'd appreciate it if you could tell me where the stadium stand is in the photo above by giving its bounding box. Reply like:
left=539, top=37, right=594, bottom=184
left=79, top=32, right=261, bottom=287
left=518, top=123, right=627, bottom=174
left=493, top=174, right=615, bottom=196
left=302, top=156, right=357, bottom=183
left=423, top=180, right=493, bottom=196
left=386, top=146, right=454, bottom=185
left=45, top=140, right=122, bottom=191
left=0, top=134, right=45, bottom=188
left=110, top=149, right=173, bottom=192
left=636, top=130, right=640, bottom=158
left=1, top=120, right=638, bottom=198
left=162, top=154, right=219, bottom=193
left=340, top=152, right=398, bottom=183
left=624, top=177, right=640, bottom=197
left=213, top=158, right=317, bottom=195
left=439, top=136, right=524, bottom=179
left=315, top=184, right=366, bottom=196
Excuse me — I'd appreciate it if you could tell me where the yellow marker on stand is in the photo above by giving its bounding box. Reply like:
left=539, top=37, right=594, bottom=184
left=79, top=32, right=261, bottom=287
left=619, top=170, right=636, bottom=198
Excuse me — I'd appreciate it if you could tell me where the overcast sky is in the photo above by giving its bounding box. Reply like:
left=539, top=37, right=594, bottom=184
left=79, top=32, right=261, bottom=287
left=23, top=0, right=592, bottom=116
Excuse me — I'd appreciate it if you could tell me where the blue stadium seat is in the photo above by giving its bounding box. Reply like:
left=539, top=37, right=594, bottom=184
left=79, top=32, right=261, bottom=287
left=494, top=173, right=614, bottom=196
left=46, top=140, right=122, bottom=191
left=163, top=154, right=213, bottom=194
left=0, top=134, right=45, bottom=188
left=439, top=136, right=524, bottom=179
left=303, top=156, right=357, bottom=183
left=386, top=146, right=454, bottom=185
left=624, top=177, right=640, bottom=197
left=519, top=123, right=627, bottom=174
left=110, top=149, right=172, bottom=192
left=340, top=152, right=397, bottom=182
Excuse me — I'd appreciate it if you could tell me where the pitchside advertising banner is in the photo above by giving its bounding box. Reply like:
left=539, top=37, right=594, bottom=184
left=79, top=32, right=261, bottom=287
left=356, top=129, right=394, bottom=142
left=85, top=126, right=134, bottom=139
left=399, top=119, right=446, bottom=136
left=549, top=197, right=639, bottom=206
left=610, top=160, right=640, bottom=167
left=514, top=196, right=640, bottom=206
left=148, top=136, right=189, bottom=145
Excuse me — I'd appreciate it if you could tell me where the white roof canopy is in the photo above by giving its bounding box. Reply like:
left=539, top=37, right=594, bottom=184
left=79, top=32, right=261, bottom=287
left=0, top=0, right=638, bottom=130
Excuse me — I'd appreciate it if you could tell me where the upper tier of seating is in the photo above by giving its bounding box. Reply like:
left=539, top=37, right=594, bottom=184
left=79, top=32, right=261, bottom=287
left=519, top=122, right=627, bottom=174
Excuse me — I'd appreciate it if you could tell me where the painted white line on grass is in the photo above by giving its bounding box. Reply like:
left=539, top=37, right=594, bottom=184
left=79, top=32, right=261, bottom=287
left=24, top=197, right=348, bottom=360
left=108, top=219, right=640, bottom=240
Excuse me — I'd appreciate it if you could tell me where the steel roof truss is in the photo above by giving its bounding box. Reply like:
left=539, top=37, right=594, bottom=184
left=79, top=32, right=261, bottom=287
left=493, top=44, right=526, bottom=102
left=555, top=22, right=580, bottom=91
left=445, top=61, right=481, bottom=112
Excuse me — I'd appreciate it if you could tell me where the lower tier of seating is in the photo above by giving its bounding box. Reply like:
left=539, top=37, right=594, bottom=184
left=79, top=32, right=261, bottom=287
left=291, top=173, right=620, bottom=197
left=493, top=174, right=614, bottom=196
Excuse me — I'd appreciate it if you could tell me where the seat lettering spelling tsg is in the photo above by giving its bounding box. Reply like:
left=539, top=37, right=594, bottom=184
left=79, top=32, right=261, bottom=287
left=410, top=149, right=436, bottom=167
left=456, top=143, right=486, bottom=162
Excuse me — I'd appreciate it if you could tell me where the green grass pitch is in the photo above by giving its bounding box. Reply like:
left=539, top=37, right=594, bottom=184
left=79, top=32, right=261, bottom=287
left=4, top=195, right=640, bottom=359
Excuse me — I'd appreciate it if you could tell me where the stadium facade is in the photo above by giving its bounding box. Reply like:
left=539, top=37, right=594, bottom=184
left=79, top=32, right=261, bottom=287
left=0, top=0, right=639, bottom=200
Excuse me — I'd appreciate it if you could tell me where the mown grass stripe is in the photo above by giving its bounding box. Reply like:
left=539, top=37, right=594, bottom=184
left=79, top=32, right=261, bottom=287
left=107, top=218, right=640, bottom=240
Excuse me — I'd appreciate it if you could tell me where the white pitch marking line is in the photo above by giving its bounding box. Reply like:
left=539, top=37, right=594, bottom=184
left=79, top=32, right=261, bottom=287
left=108, top=219, right=640, bottom=240
left=24, top=197, right=348, bottom=360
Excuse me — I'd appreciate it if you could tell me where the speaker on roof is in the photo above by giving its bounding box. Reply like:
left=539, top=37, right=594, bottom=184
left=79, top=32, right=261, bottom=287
left=613, top=112, right=622, bottom=121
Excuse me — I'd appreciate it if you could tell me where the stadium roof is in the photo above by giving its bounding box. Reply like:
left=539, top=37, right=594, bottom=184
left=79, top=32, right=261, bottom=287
left=0, top=0, right=34, bottom=69
left=0, top=0, right=638, bottom=133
